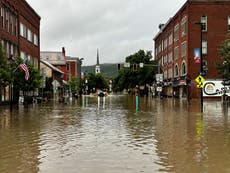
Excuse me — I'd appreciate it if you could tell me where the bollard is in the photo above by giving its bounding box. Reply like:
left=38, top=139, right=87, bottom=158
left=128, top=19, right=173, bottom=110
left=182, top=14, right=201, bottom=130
left=136, top=95, right=138, bottom=112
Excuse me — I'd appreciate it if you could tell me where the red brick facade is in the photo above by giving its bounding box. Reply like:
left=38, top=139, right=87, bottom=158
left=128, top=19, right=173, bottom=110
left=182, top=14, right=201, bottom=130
left=0, top=0, right=40, bottom=68
left=154, top=0, right=230, bottom=98
left=0, top=0, right=40, bottom=103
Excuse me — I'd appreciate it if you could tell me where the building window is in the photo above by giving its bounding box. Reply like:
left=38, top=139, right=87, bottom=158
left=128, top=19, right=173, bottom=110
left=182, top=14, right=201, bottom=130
left=164, top=55, right=167, bottom=64
left=34, top=34, right=38, bottom=46
left=161, top=40, right=164, bottom=51
left=6, top=9, right=9, bottom=32
left=201, top=15, right=207, bottom=31
left=10, top=44, right=14, bottom=55
left=27, top=29, right=32, bottom=42
left=1, top=6, right=4, bottom=29
left=228, top=16, right=230, bottom=31
left=174, top=64, right=179, bottom=77
left=34, top=57, right=38, bottom=69
left=202, top=40, right=207, bottom=54
left=168, top=52, right=172, bottom=62
left=164, top=70, right=167, bottom=79
left=164, top=38, right=167, bottom=50
left=20, top=23, right=26, bottom=38
left=20, top=51, right=26, bottom=60
left=27, top=55, right=31, bottom=63
left=181, top=41, right=186, bottom=57
left=181, top=61, right=186, bottom=76
left=174, top=24, right=179, bottom=41
left=168, top=67, right=172, bottom=79
left=181, top=16, right=187, bottom=37
left=174, top=46, right=179, bottom=60
left=168, top=33, right=173, bottom=45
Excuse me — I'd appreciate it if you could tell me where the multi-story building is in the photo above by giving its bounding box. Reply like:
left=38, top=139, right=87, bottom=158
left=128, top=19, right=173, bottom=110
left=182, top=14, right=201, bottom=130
left=0, top=0, right=40, bottom=103
left=66, top=56, right=82, bottom=80
left=153, top=0, right=230, bottom=99
left=40, top=47, right=83, bottom=99
left=0, top=0, right=40, bottom=68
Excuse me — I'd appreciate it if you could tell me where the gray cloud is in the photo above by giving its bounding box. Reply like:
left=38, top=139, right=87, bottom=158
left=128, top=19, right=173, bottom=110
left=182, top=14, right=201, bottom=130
left=27, top=0, right=185, bottom=65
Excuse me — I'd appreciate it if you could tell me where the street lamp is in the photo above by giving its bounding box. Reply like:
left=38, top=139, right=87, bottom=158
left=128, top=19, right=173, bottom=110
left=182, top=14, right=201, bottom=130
left=78, top=58, right=84, bottom=95
left=194, top=21, right=204, bottom=112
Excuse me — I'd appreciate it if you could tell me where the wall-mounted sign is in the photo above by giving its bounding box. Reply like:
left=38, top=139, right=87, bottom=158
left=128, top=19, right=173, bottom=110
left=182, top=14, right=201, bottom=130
left=203, top=80, right=230, bottom=97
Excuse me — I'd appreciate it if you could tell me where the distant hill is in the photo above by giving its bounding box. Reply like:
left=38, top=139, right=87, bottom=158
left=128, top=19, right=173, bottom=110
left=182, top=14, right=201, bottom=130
left=82, top=63, right=119, bottom=78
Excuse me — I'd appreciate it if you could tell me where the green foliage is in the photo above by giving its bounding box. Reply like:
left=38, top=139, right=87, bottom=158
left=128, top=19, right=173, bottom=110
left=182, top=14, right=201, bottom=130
left=216, top=34, right=230, bottom=80
left=0, top=44, right=10, bottom=86
left=13, top=61, right=42, bottom=91
left=83, top=73, right=109, bottom=92
left=68, top=76, right=79, bottom=92
left=126, top=50, right=152, bottom=64
left=113, top=50, right=157, bottom=92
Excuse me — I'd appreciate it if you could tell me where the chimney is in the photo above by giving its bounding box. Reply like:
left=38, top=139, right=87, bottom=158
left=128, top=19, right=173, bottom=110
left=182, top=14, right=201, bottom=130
left=62, top=47, right=65, bottom=56
left=158, top=24, right=165, bottom=30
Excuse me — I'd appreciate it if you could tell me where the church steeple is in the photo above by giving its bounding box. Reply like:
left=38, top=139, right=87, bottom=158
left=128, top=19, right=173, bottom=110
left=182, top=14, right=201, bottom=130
left=96, top=49, right=99, bottom=65
left=95, top=49, right=101, bottom=74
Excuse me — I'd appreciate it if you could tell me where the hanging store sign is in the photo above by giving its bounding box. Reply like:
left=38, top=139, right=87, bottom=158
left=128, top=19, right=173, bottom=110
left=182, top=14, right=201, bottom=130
left=203, top=80, right=230, bottom=97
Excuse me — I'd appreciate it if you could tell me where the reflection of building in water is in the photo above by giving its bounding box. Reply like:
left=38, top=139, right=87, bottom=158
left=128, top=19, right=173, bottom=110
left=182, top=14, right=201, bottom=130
left=0, top=108, right=41, bottom=173
left=154, top=99, right=230, bottom=173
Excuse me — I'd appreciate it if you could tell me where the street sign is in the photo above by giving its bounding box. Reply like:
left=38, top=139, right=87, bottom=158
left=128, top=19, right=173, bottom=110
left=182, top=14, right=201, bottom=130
left=139, top=63, right=144, bottom=68
left=195, top=75, right=205, bottom=88
left=156, top=74, right=163, bottom=82
left=124, top=62, right=130, bottom=68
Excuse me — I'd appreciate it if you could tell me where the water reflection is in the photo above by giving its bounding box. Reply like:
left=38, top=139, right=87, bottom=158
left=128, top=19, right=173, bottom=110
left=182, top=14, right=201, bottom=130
left=0, top=96, right=230, bottom=172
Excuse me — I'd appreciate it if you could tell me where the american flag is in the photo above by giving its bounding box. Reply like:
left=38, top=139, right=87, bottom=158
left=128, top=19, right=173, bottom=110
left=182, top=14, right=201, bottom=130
left=19, top=63, right=29, bottom=80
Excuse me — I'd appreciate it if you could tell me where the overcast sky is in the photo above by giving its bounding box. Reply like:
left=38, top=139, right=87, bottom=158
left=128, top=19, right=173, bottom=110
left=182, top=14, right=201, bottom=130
left=26, top=0, right=186, bottom=66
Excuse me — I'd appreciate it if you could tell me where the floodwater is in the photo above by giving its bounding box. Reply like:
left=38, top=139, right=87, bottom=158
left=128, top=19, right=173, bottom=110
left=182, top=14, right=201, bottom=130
left=0, top=95, right=230, bottom=173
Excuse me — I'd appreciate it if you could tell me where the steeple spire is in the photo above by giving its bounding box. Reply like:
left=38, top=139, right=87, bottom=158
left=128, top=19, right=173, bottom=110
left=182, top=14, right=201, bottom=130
left=96, top=48, right=99, bottom=65
left=95, top=48, right=101, bottom=74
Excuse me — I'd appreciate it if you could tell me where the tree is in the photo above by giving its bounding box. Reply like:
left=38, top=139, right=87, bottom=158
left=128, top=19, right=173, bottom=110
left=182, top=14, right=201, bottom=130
left=0, top=44, right=42, bottom=103
left=13, top=59, right=42, bottom=101
left=83, top=73, right=109, bottom=93
left=0, top=44, right=10, bottom=85
left=113, top=50, right=158, bottom=92
left=216, top=34, right=230, bottom=80
left=68, top=76, right=79, bottom=93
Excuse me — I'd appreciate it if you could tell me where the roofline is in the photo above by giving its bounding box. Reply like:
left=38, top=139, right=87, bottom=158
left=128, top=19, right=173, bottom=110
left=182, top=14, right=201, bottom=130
left=24, top=0, right=41, bottom=19
left=40, top=59, right=64, bottom=74
left=153, top=0, right=189, bottom=40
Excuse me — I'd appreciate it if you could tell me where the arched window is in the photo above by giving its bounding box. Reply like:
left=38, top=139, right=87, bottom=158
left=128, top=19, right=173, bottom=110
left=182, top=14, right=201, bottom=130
left=174, top=64, right=179, bottom=77
left=181, top=62, right=186, bottom=76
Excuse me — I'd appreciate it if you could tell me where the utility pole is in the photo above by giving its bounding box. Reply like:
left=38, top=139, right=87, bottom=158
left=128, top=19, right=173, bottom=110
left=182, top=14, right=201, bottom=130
left=194, top=21, right=204, bottom=112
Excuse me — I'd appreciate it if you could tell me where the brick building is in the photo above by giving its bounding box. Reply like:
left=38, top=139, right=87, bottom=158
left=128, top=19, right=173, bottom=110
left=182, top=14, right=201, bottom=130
left=153, top=0, right=230, bottom=99
left=0, top=0, right=40, bottom=103
left=0, top=0, right=40, bottom=67
left=40, top=47, right=82, bottom=99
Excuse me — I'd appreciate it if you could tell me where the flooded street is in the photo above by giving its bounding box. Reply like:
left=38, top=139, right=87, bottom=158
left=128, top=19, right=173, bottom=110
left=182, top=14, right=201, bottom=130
left=0, top=95, right=230, bottom=173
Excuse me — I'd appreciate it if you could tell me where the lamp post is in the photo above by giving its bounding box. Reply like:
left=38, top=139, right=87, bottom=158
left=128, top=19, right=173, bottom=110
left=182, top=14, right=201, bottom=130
left=78, top=58, right=84, bottom=95
left=194, top=21, right=204, bottom=112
